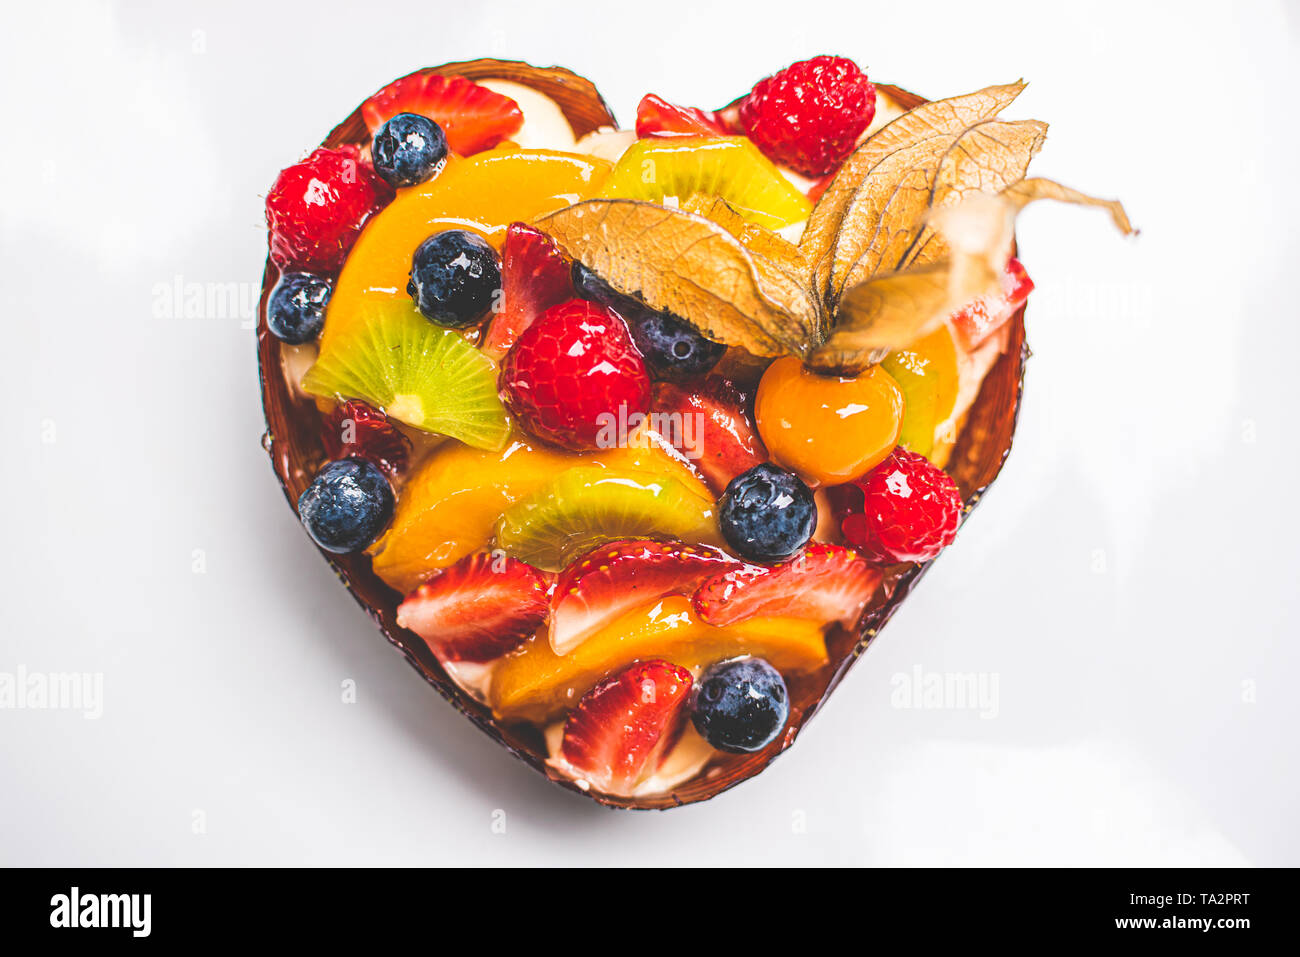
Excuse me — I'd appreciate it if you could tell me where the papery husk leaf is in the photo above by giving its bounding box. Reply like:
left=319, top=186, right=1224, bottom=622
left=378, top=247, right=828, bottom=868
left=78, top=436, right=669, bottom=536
left=831, top=118, right=1048, bottom=300
left=810, top=180, right=1135, bottom=373
left=681, top=194, right=813, bottom=292
left=886, top=119, right=1049, bottom=271
left=682, top=194, right=801, bottom=263
left=801, top=81, right=1028, bottom=302
left=536, top=198, right=818, bottom=356
left=809, top=192, right=1014, bottom=373
left=1001, top=177, right=1137, bottom=235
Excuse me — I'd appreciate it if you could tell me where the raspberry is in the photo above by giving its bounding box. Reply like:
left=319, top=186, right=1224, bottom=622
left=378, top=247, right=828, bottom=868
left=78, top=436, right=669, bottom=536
left=320, top=399, right=410, bottom=476
left=266, top=146, right=393, bottom=272
left=739, top=56, right=876, bottom=178
left=499, top=299, right=651, bottom=451
left=839, top=448, right=962, bottom=563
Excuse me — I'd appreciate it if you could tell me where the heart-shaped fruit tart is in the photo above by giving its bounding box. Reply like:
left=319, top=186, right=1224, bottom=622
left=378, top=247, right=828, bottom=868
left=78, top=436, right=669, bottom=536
left=258, top=56, right=1132, bottom=808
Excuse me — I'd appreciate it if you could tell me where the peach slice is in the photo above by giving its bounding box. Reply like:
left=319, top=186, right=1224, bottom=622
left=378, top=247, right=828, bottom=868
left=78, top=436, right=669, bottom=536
left=490, top=595, right=828, bottom=722
left=321, top=147, right=612, bottom=350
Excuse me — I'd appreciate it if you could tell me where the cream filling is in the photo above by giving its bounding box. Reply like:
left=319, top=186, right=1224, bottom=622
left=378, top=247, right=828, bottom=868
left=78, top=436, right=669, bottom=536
left=440, top=659, right=496, bottom=703
left=477, top=79, right=579, bottom=151
left=574, top=128, right=637, bottom=163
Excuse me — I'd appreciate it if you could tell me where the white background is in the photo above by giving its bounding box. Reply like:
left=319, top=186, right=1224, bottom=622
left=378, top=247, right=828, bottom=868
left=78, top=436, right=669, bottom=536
left=1, top=0, right=1297, bottom=866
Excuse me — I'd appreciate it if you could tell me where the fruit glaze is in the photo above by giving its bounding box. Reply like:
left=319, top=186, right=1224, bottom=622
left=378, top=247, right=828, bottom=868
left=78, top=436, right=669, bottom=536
left=259, top=57, right=1130, bottom=807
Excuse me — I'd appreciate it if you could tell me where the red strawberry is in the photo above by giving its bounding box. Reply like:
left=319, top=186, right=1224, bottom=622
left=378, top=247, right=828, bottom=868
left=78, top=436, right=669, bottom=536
left=265, top=145, right=393, bottom=272
left=560, top=660, right=693, bottom=795
left=361, top=73, right=523, bottom=156
left=481, top=223, right=573, bottom=360
left=634, top=94, right=729, bottom=138
left=395, top=552, right=549, bottom=663
left=321, top=399, right=411, bottom=476
left=652, top=376, right=767, bottom=493
left=692, top=543, right=882, bottom=628
left=499, top=299, right=651, bottom=451
left=949, top=258, right=1034, bottom=351
left=551, top=540, right=735, bottom=654
left=738, top=56, right=876, bottom=177
left=838, top=448, right=963, bottom=563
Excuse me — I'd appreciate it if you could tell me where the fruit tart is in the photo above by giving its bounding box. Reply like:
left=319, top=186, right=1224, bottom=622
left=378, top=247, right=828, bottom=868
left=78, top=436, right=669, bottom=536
left=258, top=57, right=1132, bottom=808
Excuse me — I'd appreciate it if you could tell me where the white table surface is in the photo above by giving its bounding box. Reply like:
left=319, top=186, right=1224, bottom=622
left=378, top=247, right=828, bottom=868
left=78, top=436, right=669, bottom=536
left=2, top=0, right=1297, bottom=866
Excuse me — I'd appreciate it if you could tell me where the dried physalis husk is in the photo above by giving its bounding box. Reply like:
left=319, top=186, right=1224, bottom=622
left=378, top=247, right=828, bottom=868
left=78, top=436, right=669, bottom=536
left=680, top=194, right=814, bottom=297
left=1000, top=177, right=1136, bottom=234
left=809, top=192, right=1014, bottom=373
left=871, top=118, right=1048, bottom=275
left=800, top=80, right=1030, bottom=303
left=680, top=194, right=806, bottom=270
left=808, top=181, right=1135, bottom=374
left=536, top=198, right=821, bottom=356
left=535, top=80, right=1133, bottom=380
left=827, top=117, right=1048, bottom=300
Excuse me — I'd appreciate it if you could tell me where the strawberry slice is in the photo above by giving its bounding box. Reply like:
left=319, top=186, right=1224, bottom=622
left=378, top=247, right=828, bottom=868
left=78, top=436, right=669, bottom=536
left=635, top=94, right=729, bottom=138
left=807, top=172, right=835, bottom=203
left=396, top=552, right=549, bottom=663
left=481, top=223, right=573, bottom=360
left=321, top=399, right=411, bottom=476
left=714, top=98, right=745, bottom=134
left=652, top=376, right=768, bottom=494
left=560, top=659, right=693, bottom=795
left=949, top=257, right=1034, bottom=351
left=550, top=540, right=734, bottom=654
left=361, top=73, right=523, bottom=156
left=692, top=543, right=883, bottom=628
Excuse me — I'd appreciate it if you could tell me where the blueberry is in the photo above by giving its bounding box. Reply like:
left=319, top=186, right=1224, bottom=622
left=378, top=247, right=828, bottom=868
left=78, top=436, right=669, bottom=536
left=267, top=272, right=332, bottom=344
left=571, top=261, right=623, bottom=308
left=297, top=458, right=394, bottom=554
left=371, top=112, right=448, bottom=188
left=407, top=229, right=501, bottom=327
left=691, top=657, right=789, bottom=753
left=719, top=463, right=816, bottom=562
left=572, top=263, right=722, bottom=379
left=627, top=310, right=724, bottom=380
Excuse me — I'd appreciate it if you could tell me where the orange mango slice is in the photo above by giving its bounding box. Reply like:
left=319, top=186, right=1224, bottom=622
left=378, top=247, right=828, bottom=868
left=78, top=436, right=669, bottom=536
left=490, top=596, right=828, bottom=722
left=323, top=147, right=611, bottom=350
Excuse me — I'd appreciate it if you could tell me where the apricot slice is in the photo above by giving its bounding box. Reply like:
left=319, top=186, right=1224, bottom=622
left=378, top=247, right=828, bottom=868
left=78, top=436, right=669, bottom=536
left=490, top=596, right=828, bottom=722
left=322, top=147, right=612, bottom=350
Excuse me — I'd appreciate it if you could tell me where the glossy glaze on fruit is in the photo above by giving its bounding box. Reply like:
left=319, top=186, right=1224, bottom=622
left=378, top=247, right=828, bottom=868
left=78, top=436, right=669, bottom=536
left=259, top=59, right=1034, bottom=806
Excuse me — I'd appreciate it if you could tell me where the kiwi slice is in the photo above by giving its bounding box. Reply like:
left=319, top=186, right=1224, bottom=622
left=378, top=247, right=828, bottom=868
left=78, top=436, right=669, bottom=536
left=881, top=350, right=940, bottom=458
left=598, top=137, right=811, bottom=231
left=880, top=328, right=959, bottom=460
left=302, top=298, right=509, bottom=451
left=494, top=466, right=719, bottom=571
